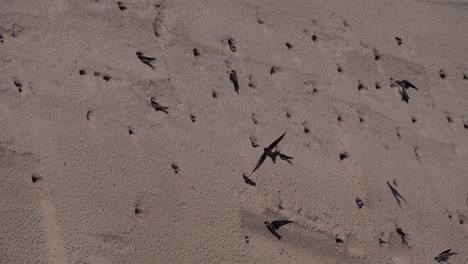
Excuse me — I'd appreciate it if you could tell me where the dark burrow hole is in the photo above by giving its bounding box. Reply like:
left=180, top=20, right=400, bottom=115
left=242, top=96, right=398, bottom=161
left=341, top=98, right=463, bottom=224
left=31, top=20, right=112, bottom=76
left=86, top=111, right=93, bottom=120
left=358, top=81, right=367, bottom=90
left=285, top=42, right=293, bottom=49
left=304, top=126, right=310, bottom=134
left=171, top=163, right=179, bottom=174
left=31, top=174, right=42, bottom=183
left=411, top=118, right=417, bottom=123
left=356, top=198, right=364, bottom=209
left=212, top=91, right=218, bottom=98
left=439, top=69, right=447, bottom=79
left=0, top=33, right=3, bottom=43
left=337, top=64, right=343, bottom=73
left=335, top=237, right=344, bottom=244
left=312, top=88, right=318, bottom=94
left=227, top=38, right=236, bottom=52
left=375, top=83, right=381, bottom=89
left=103, top=75, right=111, bottom=81
left=460, top=219, right=464, bottom=224
left=193, top=48, right=200, bottom=57
left=312, top=35, right=318, bottom=42
left=135, top=205, right=142, bottom=214
left=464, top=123, right=468, bottom=129
left=190, top=114, right=196, bottom=123
left=270, top=66, right=280, bottom=75
left=373, top=48, right=381, bottom=61
left=337, top=116, right=342, bottom=122
left=463, top=74, right=468, bottom=80
left=395, top=37, right=402, bottom=46
left=128, top=127, right=134, bottom=135
left=447, top=116, right=453, bottom=123
left=94, top=71, right=102, bottom=77
left=286, top=111, right=291, bottom=118
left=79, top=70, right=86, bottom=75
left=339, top=152, right=349, bottom=160
left=448, top=214, right=452, bottom=219
left=245, top=236, right=250, bottom=243
left=359, top=117, right=364, bottom=123
left=257, top=18, right=265, bottom=24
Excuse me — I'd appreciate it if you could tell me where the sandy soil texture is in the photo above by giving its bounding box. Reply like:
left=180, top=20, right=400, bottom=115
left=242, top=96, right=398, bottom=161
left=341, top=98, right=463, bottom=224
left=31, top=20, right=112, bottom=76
left=1, top=0, right=468, bottom=263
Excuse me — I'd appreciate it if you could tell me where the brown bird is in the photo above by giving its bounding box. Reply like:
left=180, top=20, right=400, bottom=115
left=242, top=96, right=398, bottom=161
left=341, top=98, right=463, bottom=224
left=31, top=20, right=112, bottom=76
left=264, top=220, right=293, bottom=240
left=136, top=51, right=156, bottom=70
left=251, top=132, right=293, bottom=174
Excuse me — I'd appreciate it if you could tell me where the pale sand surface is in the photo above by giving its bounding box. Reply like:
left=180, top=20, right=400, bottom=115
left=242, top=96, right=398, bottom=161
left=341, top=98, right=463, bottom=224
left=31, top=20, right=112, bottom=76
left=1, top=0, right=468, bottom=263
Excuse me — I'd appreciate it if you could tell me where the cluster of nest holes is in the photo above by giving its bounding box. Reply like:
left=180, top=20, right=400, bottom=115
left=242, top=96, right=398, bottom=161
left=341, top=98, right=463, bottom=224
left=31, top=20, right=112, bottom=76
left=190, top=114, right=196, bottom=123
left=13, top=80, right=22, bottom=93
left=171, top=163, right=179, bottom=174
left=395, top=37, right=402, bottom=46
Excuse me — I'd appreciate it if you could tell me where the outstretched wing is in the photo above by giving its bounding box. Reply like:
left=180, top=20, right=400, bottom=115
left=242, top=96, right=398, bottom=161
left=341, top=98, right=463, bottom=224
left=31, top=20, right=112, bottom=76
left=403, top=80, right=418, bottom=91
left=251, top=152, right=267, bottom=174
left=271, top=220, right=293, bottom=230
left=242, top=175, right=256, bottom=186
left=268, top=132, right=287, bottom=150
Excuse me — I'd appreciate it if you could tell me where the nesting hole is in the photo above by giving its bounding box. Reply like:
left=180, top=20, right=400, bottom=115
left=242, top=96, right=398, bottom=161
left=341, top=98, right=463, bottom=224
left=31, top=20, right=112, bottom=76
left=439, top=69, right=447, bottom=79
left=339, top=152, right=349, bottom=160
left=193, top=48, right=200, bottom=57
left=312, top=35, right=318, bottom=42
left=212, top=91, right=218, bottom=98
left=32, top=174, right=42, bottom=183
left=171, top=163, right=179, bottom=174
left=79, top=69, right=86, bottom=75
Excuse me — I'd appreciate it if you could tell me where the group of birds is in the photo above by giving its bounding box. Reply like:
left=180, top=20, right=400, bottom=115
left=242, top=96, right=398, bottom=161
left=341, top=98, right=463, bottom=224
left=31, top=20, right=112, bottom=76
left=130, top=17, right=458, bottom=263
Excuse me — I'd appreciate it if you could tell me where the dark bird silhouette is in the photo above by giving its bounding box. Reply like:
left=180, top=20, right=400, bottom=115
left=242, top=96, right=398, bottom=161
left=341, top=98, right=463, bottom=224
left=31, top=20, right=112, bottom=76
left=435, top=249, right=458, bottom=263
left=251, top=132, right=292, bottom=174
left=136, top=51, right=156, bottom=70
left=264, top=220, right=293, bottom=240
left=395, top=80, right=418, bottom=103
left=386, top=181, right=408, bottom=208
left=242, top=174, right=256, bottom=186
left=396, top=228, right=410, bottom=249
left=229, top=70, right=239, bottom=94
left=150, top=97, right=169, bottom=114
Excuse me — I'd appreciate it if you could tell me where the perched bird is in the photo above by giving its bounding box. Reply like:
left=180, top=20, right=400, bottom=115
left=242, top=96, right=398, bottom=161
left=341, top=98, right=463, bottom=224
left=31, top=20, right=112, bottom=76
left=150, top=97, right=169, bottom=114
left=435, top=249, right=458, bottom=264
left=395, top=80, right=418, bottom=103
left=229, top=70, right=239, bottom=94
left=136, top=51, right=156, bottom=70
left=251, top=132, right=292, bottom=174
left=264, top=220, right=292, bottom=240
left=386, top=181, right=408, bottom=208
left=396, top=228, right=410, bottom=249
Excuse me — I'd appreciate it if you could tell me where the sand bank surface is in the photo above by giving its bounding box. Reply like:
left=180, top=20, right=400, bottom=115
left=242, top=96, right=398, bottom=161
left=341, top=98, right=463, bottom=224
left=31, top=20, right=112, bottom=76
left=1, top=0, right=468, bottom=263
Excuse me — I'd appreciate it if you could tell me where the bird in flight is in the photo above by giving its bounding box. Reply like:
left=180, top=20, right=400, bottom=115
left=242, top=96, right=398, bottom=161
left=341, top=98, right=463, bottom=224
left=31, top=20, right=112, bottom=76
left=136, top=51, right=156, bottom=70
left=251, top=132, right=292, bottom=174
left=242, top=174, right=256, bottom=186
left=396, top=228, right=410, bottom=249
left=150, top=97, right=169, bottom=114
left=395, top=80, right=418, bottom=103
left=264, top=220, right=293, bottom=240
left=386, top=181, right=408, bottom=208
left=435, top=249, right=458, bottom=264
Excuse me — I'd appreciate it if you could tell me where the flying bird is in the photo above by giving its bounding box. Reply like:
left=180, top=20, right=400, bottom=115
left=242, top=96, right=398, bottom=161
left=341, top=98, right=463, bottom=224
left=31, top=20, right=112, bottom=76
left=264, top=220, right=292, bottom=240
left=242, top=174, right=256, bottom=186
left=229, top=70, right=239, bottom=94
left=396, top=228, right=410, bottom=249
left=435, top=249, right=458, bottom=264
left=386, top=181, right=408, bottom=208
left=395, top=80, right=418, bottom=103
left=150, top=97, right=169, bottom=114
left=251, top=132, right=292, bottom=174
left=136, top=51, right=156, bottom=70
